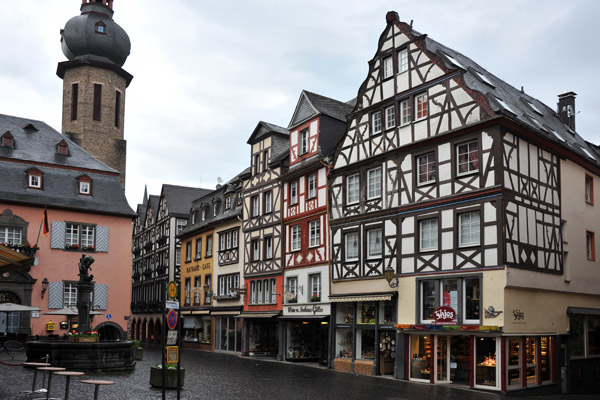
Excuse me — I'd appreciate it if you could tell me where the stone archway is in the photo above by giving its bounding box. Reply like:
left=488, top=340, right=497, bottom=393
left=154, top=318, right=162, bottom=344
left=141, top=319, right=147, bottom=342
left=94, top=321, right=125, bottom=341
left=148, top=319, right=155, bottom=342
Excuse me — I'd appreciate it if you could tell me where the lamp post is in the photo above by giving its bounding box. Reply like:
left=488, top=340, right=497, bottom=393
left=384, top=266, right=398, bottom=288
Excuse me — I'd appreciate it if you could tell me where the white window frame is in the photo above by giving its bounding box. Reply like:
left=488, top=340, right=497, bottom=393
left=345, top=232, right=359, bottom=261
left=264, top=236, right=273, bottom=259
left=385, top=106, right=395, bottom=130
left=286, top=277, right=298, bottom=300
left=252, top=239, right=260, bottom=261
left=252, top=196, right=260, bottom=217
left=308, top=174, right=317, bottom=199
left=458, top=211, right=481, bottom=247
left=372, top=111, right=382, bottom=135
left=206, top=235, right=213, bottom=257
left=264, top=191, right=272, bottom=213
left=300, top=129, right=309, bottom=155
left=383, top=56, right=393, bottom=79
left=346, top=174, right=360, bottom=204
left=367, top=228, right=382, bottom=258
left=28, top=174, right=41, bottom=188
left=416, top=93, right=428, bottom=120
left=290, top=181, right=298, bottom=205
left=0, top=227, right=22, bottom=245
left=456, top=141, right=480, bottom=176
left=367, top=167, right=382, bottom=200
left=196, top=238, right=202, bottom=259
left=225, top=196, right=232, bottom=210
left=291, top=225, right=301, bottom=252
left=419, top=218, right=438, bottom=251
left=400, top=99, right=411, bottom=125
left=398, top=48, right=408, bottom=73
left=185, top=241, right=192, bottom=262
left=310, top=274, right=322, bottom=300
left=79, top=181, right=90, bottom=194
left=63, top=282, right=78, bottom=307
left=417, top=152, right=436, bottom=185
left=309, top=220, right=320, bottom=248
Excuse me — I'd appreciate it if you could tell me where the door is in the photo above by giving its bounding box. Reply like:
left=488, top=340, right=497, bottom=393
left=435, top=335, right=449, bottom=382
left=450, top=336, right=470, bottom=385
left=379, top=331, right=395, bottom=375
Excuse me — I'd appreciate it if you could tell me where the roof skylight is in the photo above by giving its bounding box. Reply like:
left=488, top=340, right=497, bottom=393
left=443, top=52, right=466, bottom=70
left=525, top=100, right=544, bottom=116
left=581, top=146, right=597, bottom=161
left=550, top=129, right=566, bottom=142
left=473, top=70, right=495, bottom=87
left=494, top=96, right=517, bottom=115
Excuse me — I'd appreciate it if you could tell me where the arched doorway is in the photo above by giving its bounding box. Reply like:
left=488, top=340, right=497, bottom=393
left=0, top=291, right=21, bottom=335
left=154, top=318, right=162, bottom=344
left=141, top=319, right=147, bottom=342
left=95, top=321, right=125, bottom=341
left=148, top=319, right=155, bottom=342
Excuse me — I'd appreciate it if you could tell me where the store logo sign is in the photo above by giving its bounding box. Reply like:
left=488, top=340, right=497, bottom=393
left=433, top=306, right=456, bottom=324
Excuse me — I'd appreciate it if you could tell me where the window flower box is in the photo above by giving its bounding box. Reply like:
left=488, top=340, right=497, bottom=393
left=311, top=295, right=321, bottom=302
left=65, top=244, right=81, bottom=250
left=287, top=297, right=298, bottom=304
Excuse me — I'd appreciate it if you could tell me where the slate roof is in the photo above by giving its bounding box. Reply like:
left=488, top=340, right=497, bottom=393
left=161, top=185, right=212, bottom=219
left=0, top=113, right=134, bottom=217
left=387, top=14, right=599, bottom=167
left=289, top=90, right=355, bottom=128
left=246, top=121, right=289, bottom=145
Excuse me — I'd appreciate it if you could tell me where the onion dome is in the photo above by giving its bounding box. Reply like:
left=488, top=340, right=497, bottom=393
left=60, top=1, right=130, bottom=67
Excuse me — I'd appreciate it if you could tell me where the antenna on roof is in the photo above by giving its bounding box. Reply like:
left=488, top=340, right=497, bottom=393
left=410, top=20, right=413, bottom=28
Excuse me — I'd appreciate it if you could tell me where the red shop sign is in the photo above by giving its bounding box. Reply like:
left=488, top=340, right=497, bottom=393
left=433, top=306, right=456, bottom=324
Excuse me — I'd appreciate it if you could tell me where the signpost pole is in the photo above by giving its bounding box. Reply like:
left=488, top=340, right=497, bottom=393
left=161, top=279, right=166, bottom=400
left=177, top=281, right=181, bottom=400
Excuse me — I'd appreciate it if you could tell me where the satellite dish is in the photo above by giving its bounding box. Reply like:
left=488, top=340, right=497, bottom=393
left=217, top=177, right=223, bottom=184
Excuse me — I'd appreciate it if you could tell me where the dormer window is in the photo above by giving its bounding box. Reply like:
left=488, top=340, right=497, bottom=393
left=27, top=169, right=42, bottom=189
left=1, top=131, right=14, bottom=148
left=225, top=196, right=232, bottom=210
left=201, top=207, right=206, bottom=221
left=213, top=202, right=219, bottom=216
left=300, top=129, right=309, bottom=155
left=57, top=140, right=69, bottom=155
left=77, top=175, right=92, bottom=195
left=95, top=21, right=106, bottom=34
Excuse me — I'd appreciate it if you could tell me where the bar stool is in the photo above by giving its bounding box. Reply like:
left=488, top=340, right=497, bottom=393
left=80, top=379, right=115, bottom=400
left=33, top=366, right=65, bottom=400
left=21, top=362, right=50, bottom=394
left=54, top=371, right=85, bottom=400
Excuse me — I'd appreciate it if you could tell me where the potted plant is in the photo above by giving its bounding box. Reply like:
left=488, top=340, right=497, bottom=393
left=288, top=295, right=298, bottom=303
left=67, top=330, right=99, bottom=343
left=149, top=363, right=185, bottom=388
left=132, top=339, right=144, bottom=360
left=311, top=294, right=321, bottom=302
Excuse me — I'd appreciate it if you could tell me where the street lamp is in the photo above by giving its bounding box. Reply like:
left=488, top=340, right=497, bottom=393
left=384, top=266, right=398, bottom=288
left=41, top=277, right=49, bottom=298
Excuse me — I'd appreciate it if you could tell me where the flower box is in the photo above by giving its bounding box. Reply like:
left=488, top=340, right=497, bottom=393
left=68, top=336, right=99, bottom=343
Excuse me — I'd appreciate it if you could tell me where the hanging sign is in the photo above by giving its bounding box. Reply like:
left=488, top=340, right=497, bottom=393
left=433, top=306, right=456, bottom=324
left=167, top=310, right=178, bottom=330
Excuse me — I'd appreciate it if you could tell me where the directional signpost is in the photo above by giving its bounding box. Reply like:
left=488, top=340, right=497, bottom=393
left=162, top=280, right=182, bottom=399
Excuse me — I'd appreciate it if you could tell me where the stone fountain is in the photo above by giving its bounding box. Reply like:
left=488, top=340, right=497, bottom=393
left=26, top=255, right=135, bottom=371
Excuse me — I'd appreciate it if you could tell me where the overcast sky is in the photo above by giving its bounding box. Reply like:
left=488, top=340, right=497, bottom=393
left=1, top=0, right=599, bottom=207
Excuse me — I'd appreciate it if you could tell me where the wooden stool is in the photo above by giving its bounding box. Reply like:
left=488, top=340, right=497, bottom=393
left=21, top=362, right=51, bottom=394
left=80, top=379, right=114, bottom=400
left=33, top=366, right=65, bottom=400
left=54, top=371, right=84, bottom=400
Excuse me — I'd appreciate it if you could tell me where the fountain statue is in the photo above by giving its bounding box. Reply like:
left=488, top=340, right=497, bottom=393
left=76, top=254, right=95, bottom=334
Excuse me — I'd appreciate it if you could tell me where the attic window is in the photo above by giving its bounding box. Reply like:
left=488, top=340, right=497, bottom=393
left=225, top=195, right=232, bottom=210
left=581, top=147, right=597, bottom=161
left=525, top=100, right=544, bottom=116
left=549, top=129, right=566, bottom=142
left=1, top=131, right=14, bottom=148
left=78, top=175, right=92, bottom=195
left=526, top=114, right=547, bottom=133
left=442, top=52, right=466, bottom=70
left=95, top=22, right=106, bottom=34
left=27, top=169, right=42, bottom=189
left=57, top=140, right=69, bottom=155
left=473, top=70, right=495, bottom=88
left=494, top=96, right=517, bottom=115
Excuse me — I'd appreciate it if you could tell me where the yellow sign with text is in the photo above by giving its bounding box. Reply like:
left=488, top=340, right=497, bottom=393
left=166, top=346, right=179, bottom=364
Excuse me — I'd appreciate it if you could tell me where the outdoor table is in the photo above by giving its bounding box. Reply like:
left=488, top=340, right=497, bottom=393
left=32, top=366, right=65, bottom=400
left=80, top=379, right=115, bottom=400
left=53, top=371, right=85, bottom=400
left=21, top=362, right=51, bottom=394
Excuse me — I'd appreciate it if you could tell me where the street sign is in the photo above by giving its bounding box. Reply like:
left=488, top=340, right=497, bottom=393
left=166, top=300, right=179, bottom=310
left=167, top=310, right=178, bottom=330
left=106, top=314, right=112, bottom=319
left=167, top=281, right=178, bottom=300
left=166, top=346, right=179, bottom=364
left=166, top=330, right=178, bottom=345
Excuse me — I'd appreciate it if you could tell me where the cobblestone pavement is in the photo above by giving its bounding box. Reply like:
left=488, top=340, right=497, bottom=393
left=1, top=344, right=598, bottom=400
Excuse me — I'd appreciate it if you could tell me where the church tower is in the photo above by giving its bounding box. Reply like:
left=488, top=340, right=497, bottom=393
left=57, top=0, right=133, bottom=187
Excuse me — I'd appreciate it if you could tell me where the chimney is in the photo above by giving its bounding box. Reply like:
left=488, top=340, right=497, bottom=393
left=557, top=91, right=577, bottom=131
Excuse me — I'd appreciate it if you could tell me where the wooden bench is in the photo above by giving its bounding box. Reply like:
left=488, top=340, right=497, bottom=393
left=80, top=379, right=114, bottom=400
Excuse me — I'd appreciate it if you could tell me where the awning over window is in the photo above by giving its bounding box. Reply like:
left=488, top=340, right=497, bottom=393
left=0, top=245, right=35, bottom=273
left=211, top=311, right=240, bottom=316
left=236, top=313, right=279, bottom=318
left=329, top=294, right=393, bottom=303
left=567, top=307, right=600, bottom=316
left=192, top=310, right=209, bottom=315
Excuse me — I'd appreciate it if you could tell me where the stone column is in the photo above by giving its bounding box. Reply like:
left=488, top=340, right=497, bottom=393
left=77, top=281, right=94, bottom=334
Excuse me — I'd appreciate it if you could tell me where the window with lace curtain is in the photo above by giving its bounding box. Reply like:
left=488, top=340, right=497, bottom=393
left=457, top=141, right=479, bottom=175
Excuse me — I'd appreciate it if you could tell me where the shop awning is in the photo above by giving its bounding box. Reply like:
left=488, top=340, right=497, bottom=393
left=278, top=315, right=328, bottom=320
left=191, top=310, right=210, bottom=315
left=0, top=245, right=36, bottom=273
left=236, top=313, right=279, bottom=318
left=211, top=311, right=241, bottom=316
left=567, top=307, right=600, bottom=316
left=329, top=294, right=393, bottom=303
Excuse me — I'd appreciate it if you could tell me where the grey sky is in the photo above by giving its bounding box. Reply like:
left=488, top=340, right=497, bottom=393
left=1, top=1, right=598, bottom=206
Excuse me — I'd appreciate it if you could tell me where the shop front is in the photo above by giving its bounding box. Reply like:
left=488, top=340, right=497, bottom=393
left=213, top=309, right=243, bottom=353
left=281, top=303, right=330, bottom=365
left=181, top=310, right=212, bottom=350
left=330, top=293, right=396, bottom=376
left=239, top=312, right=280, bottom=357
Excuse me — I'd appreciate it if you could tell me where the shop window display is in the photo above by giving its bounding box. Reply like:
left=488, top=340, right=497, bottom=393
left=356, top=330, right=375, bottom=360
left=248, top=321, right=278, bottom=355
left=410, top=335, right=432, bottom=380
left=507, top=338, right=521, bottom=387
left=286, top=322, right=319, bottom=361
left=540, top=336, right=552, bottom=382
left=525, top=337, right=537, bottom=384
left=336, top=302, right=354, bottom=324
left=336, top=328, right=352, bottom=358
left=358, top=302, right=376, bottom=324
left=475, top=337, right=497, bottom=387
left=379, top=301, right=396, bottom=325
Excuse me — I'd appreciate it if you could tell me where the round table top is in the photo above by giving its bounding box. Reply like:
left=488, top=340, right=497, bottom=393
left=37, top=367, right=66, bottom=372
left=80, top=379, right=114, bottom=385
left=23, top=362, right=51, bottom=367
left=54, top=371, right=85, bottom=376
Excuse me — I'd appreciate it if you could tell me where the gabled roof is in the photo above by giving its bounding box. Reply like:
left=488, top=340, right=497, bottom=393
left=161, top=185, right=212, bottom=219
left=247, top=121, right=289, bottom=145
left=382, top=12, right=599, bottom=168
left=288, top=90, right=355, bottom=129
left=0, top=113, right=134, bottom=217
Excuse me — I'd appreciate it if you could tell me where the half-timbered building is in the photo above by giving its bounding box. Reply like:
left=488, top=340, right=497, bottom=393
left=281, top=91, right=353, bottom=364
left=328, top=11, right=600, bottom=394
left=241, top=121, right=288, bottom=357
left=131, top=184, right=210, bottom=344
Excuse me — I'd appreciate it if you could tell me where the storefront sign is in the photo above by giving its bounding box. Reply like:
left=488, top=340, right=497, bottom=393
left=433, top=306, right=456, bottom=324
left=285, top=304, right=328, bottom=316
